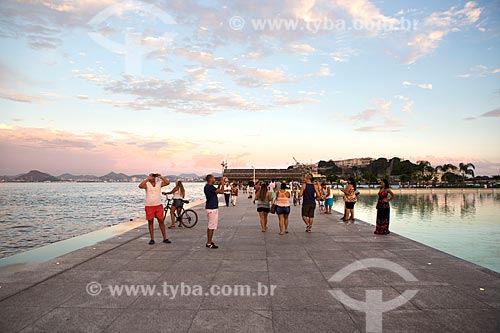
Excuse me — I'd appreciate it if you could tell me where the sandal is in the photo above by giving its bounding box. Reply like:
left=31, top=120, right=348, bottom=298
left=168, top=225, right=176, bottom=229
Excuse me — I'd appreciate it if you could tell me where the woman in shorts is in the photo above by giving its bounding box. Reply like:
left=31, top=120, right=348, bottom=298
left=253, top=182, right=272, bottom=232
left=166, top=180, right=185, bottom=228
left=275, top=182, right=291, bottom=235
left=322, top=183, right=334, bottom=214
left=341, top=177, right=357, bottom=222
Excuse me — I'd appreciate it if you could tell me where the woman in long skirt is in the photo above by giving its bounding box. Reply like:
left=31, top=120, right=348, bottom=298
left=374, top=179, right=395, bottom=235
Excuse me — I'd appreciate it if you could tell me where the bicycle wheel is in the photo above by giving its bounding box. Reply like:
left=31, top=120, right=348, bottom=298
left=180, top=209, right=198, bottom=228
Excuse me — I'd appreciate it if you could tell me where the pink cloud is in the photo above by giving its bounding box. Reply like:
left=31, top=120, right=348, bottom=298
left=0, top=125, right=200, bottom=175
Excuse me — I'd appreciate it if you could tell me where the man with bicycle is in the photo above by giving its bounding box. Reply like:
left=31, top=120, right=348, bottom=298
left=139, top=173, right=172, bottom=245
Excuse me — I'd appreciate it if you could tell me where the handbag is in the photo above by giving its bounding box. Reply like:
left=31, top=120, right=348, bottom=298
left=270, top=203, right=277, bottom=214
left=270, top=193, right=277, bottom=214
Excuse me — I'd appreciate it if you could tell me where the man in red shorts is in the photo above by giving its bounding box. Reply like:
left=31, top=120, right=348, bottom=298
left=139, top=173, right=171, bottom=245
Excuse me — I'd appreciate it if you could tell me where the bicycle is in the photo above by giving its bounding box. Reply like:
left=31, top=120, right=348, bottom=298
left=162, top=194, right=198, bottom=228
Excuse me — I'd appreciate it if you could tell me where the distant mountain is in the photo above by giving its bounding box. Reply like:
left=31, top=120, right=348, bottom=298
left=178, top=173, right=200, bottom=178
left=130, top=174, right=148, bottom=180
left=109, top=173, right=205, bottom=181
left=58, top=173, right=100, bottom=181
left=15, top=170, right=59, bottom=182
left=99, top=172, right=130, bottom=181
left=0, top=170, right=206, bottom=182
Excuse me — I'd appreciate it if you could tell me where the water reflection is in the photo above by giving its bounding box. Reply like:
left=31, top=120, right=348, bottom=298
left=343, top=192, right=497, bottom=221
left=460, top=194, right=476, bottom=218
left=332, top=190, right=500, bottom=272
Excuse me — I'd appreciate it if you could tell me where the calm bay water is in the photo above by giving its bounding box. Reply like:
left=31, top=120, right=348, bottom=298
left=332, top=189, right=500, bottom=273
left=0, top=182, right=206, bottom=258
left=1, top=184, right=499, bottom=273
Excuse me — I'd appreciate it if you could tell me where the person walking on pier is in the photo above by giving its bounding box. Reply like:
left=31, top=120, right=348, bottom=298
left=274, top=181, right=280, bottom=196
left=268, top=179, right=276, bottom=193
left=254, top=182, right=272, bottom=232
left=299, top=174, right=322, bottom=232
left=223, top=180, right=232, bottom=207
left=139, top=173, right=172, bottom=245
left=322, top=183, right=334, bottom=214
left=248, top=180, right=255, bottom=199
left=231, top=183, right=239, bottom=206
left=204, top=175, right=225, bottom=249
left=341, top=177, right=357, bottom=222
left=374, top=179, right=395, bottom=235
left=316, top=181, right=325, bottom=214
left=275, top=182, right=291, bottom=234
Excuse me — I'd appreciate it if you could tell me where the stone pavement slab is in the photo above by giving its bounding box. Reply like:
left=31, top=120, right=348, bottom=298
left=1, top=196, right=499, bottom=332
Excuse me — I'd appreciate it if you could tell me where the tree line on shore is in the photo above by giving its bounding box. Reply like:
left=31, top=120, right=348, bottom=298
left=318, top=158, right=499, bottom=187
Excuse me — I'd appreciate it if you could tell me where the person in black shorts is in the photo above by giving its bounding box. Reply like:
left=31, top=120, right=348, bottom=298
left=341, top=177, right=357, bottom=222
left=254, top=182, right=272, bottom=232
left=299, top=174, right=322, bottom=232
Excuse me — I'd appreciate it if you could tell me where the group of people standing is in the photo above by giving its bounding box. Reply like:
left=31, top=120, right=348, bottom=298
left=253, top=181, right=291, bottom=234
left=140, top=173, right=395, bottom=249
left=223, top=181, right=239, bottom=207
left=251, top=175, right=325, bottom=234
left=247, top=175, right=395, bottom=236
left=338, top=176, right=395, bottom=234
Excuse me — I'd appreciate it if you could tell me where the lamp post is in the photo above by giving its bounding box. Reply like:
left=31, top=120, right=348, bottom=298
left=221, top=160, right=227, bottom=179
left=251, top=165, right=256, bottom=183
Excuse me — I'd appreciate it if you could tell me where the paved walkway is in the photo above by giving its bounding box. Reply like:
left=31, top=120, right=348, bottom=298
left=1, top=197, right=499, bottom=332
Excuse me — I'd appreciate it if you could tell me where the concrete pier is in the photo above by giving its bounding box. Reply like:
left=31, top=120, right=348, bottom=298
left=1, top=198, right=499, bottom=332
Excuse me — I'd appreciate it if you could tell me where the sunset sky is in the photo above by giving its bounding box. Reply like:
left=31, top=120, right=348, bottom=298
left=0, top=0, right=499, bottom=176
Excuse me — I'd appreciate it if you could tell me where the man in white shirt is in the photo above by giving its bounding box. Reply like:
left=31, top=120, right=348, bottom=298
left=268, top=179, right=276, bottom=193
left=139, top=173, right=171, bottom=245
left=223, top=181, right=232, bottom=207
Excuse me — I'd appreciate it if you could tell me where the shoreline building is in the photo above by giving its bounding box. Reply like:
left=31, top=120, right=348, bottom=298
left=223, top=168, right=304, bottom=183
left=332, top=157, right=373, bottom=168
left=223, top=162, right=325, bottom=183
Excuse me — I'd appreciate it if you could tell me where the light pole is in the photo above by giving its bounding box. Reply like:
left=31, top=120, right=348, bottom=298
left=251, top=165, right=256, bottom=183
left=221, top=160, right=227, bottom=178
